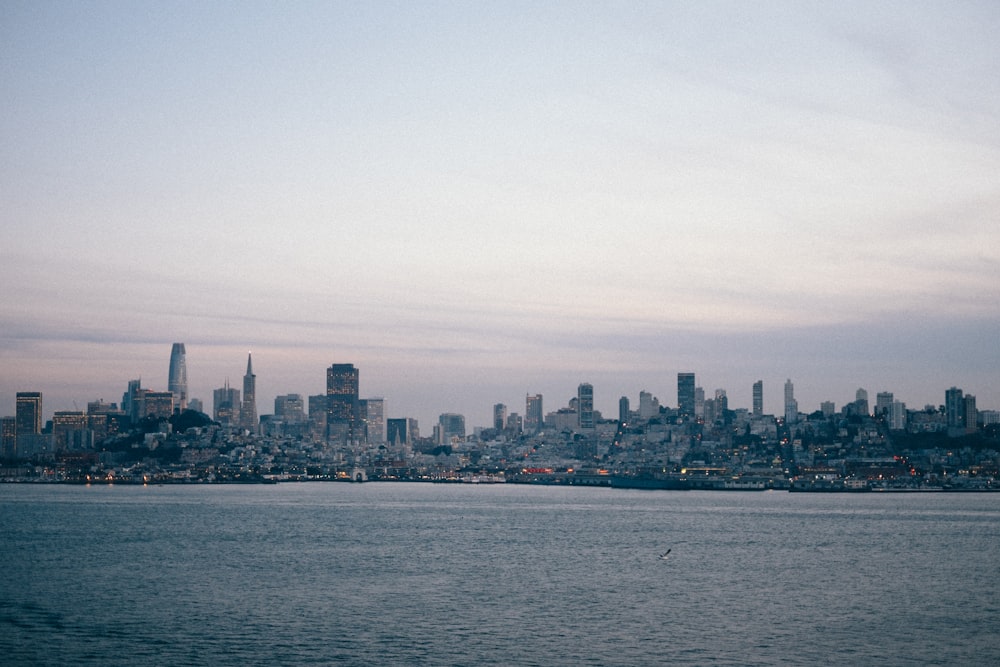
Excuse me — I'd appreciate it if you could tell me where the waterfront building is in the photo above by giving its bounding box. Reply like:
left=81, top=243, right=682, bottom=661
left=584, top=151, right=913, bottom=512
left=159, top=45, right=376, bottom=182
left=752, top=380, right=763, bottom=417
left=577, top=383, right=594, bottom=430
left=327, top=363, right=360, bottom=445
left=493, top=403, right=507, bottom=431
left=15, top=391, right=42, bottom=435
left=241, top=353, right=258, bottom=434
left=525, top=394, right=543, bottom=432
left=168, top=343, right=188, bottom=410
left=677, top=373, right=696, bottom=417
left=213, top=381, right=240, bottom=426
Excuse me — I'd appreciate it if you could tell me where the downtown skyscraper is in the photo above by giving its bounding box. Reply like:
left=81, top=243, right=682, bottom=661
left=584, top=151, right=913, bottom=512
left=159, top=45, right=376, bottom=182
left=326, top=363, right=360, bottom=445
left=15, top=391, right=42, bottom=435
left=525, top=394, right=543, bottom=433
left=241, top=353, right=257, bottom=434
left=753, top=380, right=764, bottom=417
left=168, top=343, right=188, bottom=411
left=677, top=373, right=695, bottom=417
left=577, top=383, right=594, bottom=430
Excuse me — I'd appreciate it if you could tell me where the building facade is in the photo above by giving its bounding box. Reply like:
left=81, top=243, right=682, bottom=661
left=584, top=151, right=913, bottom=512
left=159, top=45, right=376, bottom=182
left=168, top=343, right=188, bottom=411
left=241, top=353, right=257, bottom=434
left=326, top=363, right=360, bottom=445
left=752, top=380, right=763, bottom=417
left=15, top=392, right=42, bottom=435
left=577, top=383, right=594, bottom=430
left=677, top=373, right=696, bottom=417
left=525, top=394, right=543, bottom=433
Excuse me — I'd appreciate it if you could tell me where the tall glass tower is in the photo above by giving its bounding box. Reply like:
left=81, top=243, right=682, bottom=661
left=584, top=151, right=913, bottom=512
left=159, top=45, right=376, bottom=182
left=677, top=373, right=696, bottom=417
left=752, top=380, right=763, bottom=417
left=168, top=343, right=188, bottom=410
left=15, top=391, right=43, bottom=434
left=577, top=383, right=594, bottom=430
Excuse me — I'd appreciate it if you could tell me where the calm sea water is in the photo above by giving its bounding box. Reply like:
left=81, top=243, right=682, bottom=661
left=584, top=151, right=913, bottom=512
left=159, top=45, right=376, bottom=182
left=2, top=483, right=998, bottom=666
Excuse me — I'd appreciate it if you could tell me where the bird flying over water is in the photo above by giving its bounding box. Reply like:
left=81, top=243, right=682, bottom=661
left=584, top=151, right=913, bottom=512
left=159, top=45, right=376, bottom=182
left=659, top=549, right=671, bottom=560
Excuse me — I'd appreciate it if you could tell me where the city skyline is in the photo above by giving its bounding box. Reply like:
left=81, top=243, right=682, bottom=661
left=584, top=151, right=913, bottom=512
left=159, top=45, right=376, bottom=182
left=1, top=342, right=995, bottom=432
left=2, top=3, right=998, bottom=428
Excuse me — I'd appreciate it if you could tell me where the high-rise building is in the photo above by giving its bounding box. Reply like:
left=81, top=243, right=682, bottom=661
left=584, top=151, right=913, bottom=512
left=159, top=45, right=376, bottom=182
left=142, top=391, right=175, bottom=420
left=855, top=388, right=869, bottom=416
left=577, top=383, right=594, bottom=430
left=525, top=394, right=543, bottom=432
left=784, top=379, right=798, bottom=423
left=15, top=392, right=42, bottom=435
left=241, top=353, right=257, bottom=434
left=87, top=399, right=121, bottom=442
left=361, top=397, right=385, bottom=444
left=964, top=394, right=977, bottom=431
left=619, top=396, right=630, bottom=425
left=274, top=394, right=305, bottom=424
left=2, top=416, right=17, bottom=458
left=506, top=413, right=523, bottom=434
left=122, top=379, right=142, bottom=422
left=820, top=401, right=836, bottom=418
left=327, top=363, right=360, bottom=444
left=493, top=403, right=507, bottom=431
left=638, top=390, right=658, bottom=419
left=945, top=387, right=964, bottom=428
left=714, top=389, right=728, bottom=414
left=168, top=343, right=188, bottom=411
left=438, top=413, right=466, bottom=444
left=703, top=397, right=717, bottom=425
left=213, top=380, right=240, bottom=425
left=677, top=373, right=696, bottom=417
left=752, top=380, right=763, bottom=417
left=876, top=392, right=894, bottom=418
left=308, top=393, right=328, bottom=439
left=387, top=417, right=419, bottom=447
left=694, top=387, right=705, bottom=419
left=52, top=411, right=87, bottom=450
left=889, top=401, right=907, bottom=431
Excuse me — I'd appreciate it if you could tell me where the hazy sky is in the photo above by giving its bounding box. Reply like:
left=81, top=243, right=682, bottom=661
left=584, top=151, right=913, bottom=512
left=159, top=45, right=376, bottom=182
left=2, top=1, right=999, bottom=428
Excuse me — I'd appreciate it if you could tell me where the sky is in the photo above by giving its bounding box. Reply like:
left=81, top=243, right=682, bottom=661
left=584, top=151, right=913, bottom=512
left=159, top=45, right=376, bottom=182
left=2, top=1, right=999, bottom=429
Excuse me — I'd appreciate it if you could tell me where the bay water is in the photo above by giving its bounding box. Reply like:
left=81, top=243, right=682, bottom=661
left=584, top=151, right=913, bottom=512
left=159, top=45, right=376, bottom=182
left=2, top=483, right=998, bottom=665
